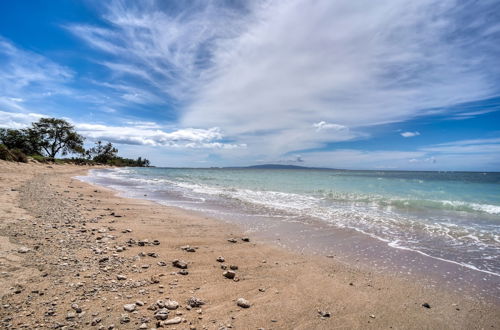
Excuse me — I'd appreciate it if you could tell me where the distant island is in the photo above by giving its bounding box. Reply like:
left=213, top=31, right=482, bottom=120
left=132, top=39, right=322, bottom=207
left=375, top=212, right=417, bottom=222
left=224, top=164, right=337, bottom=170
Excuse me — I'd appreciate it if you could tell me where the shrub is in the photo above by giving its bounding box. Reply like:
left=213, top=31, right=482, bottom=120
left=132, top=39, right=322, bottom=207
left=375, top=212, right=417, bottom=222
left=10, top=149, right=28, bottom=162
left=0, top=145, right=27, bottom=162
left=0, top=144, right=15, bottom=161
left=31, top=154, right=47, bottom=162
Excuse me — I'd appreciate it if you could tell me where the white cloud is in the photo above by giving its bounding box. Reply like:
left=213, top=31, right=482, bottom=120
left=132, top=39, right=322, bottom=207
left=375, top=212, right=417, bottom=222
left=76, top=123, right=244, bottom=149
left=422, top=138, right=500, bottom=154
left=0, top=37, right=73, bottom=106
left=0, top=110, right=45, bottom=129
left=67, top=0, right=500, bottom=160
left=401, top=131, right=421, bottom=138
left=313, top=121, right=347, bottom=132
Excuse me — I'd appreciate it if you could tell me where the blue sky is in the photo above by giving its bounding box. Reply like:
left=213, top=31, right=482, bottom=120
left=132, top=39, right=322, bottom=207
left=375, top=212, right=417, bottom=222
left=1, top=0, right=500, bottom=171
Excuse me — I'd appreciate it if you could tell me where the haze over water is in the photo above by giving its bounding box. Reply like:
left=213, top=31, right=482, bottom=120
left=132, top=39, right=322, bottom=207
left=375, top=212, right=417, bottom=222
left=82, top=167, right=500, bottom=278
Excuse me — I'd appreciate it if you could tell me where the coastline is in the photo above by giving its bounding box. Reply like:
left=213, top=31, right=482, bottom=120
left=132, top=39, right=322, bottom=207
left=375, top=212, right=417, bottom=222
left=1, top=161, right=499, bottom=329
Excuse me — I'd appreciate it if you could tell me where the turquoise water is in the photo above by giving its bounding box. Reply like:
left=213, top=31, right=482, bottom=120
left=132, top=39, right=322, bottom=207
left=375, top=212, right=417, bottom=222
left=81, top=168, right=500, bottom=276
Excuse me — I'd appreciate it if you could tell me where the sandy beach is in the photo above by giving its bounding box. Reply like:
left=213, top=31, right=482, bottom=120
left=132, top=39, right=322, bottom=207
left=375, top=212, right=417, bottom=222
left=0, top=161, right=499, bottom=329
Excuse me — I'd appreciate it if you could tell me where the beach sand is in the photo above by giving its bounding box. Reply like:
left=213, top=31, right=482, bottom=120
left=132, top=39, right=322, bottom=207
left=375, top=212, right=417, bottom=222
left=0, top=161, right=498, bottom=329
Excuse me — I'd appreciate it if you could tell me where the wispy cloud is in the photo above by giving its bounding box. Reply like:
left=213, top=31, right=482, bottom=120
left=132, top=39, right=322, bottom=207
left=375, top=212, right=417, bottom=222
left=65, top=0, right=500, bottom=161
left=76, top=123, right=245, bottom=149
left=182, top=0, right=500, bottom=154
left=0, top=37, right=73, bottom=112
left=401, top=131, right=420, bottom=138
left=422, top=137, right=500, bottom=154
left=0, top=110, right=45, bottom=129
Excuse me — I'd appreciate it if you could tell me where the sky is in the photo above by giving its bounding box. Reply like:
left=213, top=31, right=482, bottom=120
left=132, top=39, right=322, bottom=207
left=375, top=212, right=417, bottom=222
left=1, top=0, right=500, bottom=171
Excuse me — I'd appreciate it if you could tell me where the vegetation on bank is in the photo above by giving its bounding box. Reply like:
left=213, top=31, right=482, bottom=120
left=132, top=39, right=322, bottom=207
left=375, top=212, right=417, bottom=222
left=0, top=117, right=150, bottom=166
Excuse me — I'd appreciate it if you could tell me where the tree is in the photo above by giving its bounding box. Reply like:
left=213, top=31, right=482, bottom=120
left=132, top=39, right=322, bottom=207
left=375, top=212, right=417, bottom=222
left=0, top=128, right=41, bottom=155
left=31, top=118, right=85, bottom=158
left=88, top=140, right=118, bottom=163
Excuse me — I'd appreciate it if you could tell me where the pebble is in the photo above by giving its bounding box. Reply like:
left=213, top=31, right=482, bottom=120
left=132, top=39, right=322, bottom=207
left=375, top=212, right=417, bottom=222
left=91, top=317, right=101, bottom=326
left=165, top=299, right=179, bottom=310
left=223, top=270, right=236, bottom=279
left=236, top=298, right=251, bottom=308
left=71, top=303, right=82, bottom=313
left=116, top=274, right=127, bottom=280
left=187, top=297, right=205, bottom=308
left=422, top=303, right=431, bottom=309
left=123, top=304, right=136, bottom=312
left=154, top=308, right=170, bottom=320
left=172, top=259, right=188, bottom=269
left=318, top=310, right=331, bottom=318
left=181, top=245, right=196, bottom=252
left=241, top=237, right=250, bottom=242
left=229, top=265, right=238, bottom=270
left=162, top=316, right=182, bottom=325
left=227, top=238, right=237, bottom=243
left=216, top=256, right=225, bottom=262
left=178, top=269, right=189, bottom=275
left=18, top=247, right=30, bottom=253
left=120, top=314, right=130, bottom=323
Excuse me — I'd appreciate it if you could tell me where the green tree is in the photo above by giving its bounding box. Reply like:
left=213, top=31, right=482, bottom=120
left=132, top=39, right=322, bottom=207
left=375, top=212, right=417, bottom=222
left=88, top=140, right=118, bottom=163
left=31, top=118, right=85, bottom=158
left=0, top=128, right=41, bottom=155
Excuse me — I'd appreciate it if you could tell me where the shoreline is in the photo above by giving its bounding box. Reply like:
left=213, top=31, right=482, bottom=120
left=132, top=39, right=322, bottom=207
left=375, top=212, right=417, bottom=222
left=80, top=167, right=500, bottom=304
left=1, top=161, right=499, bottom=329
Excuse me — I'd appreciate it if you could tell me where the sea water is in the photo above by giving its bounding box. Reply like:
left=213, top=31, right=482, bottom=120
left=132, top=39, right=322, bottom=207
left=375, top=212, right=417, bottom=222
left=80, top=167, right=500, bottom=278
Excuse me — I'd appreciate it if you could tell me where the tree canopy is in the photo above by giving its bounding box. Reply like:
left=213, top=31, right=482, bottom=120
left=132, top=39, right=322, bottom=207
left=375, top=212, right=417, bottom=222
left=31, top=118, right=85, bottom=158
left=1, top=117, right=150, bottom=166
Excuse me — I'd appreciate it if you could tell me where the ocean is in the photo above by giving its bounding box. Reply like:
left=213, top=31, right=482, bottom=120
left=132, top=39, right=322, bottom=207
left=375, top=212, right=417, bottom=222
left=79, top=167, right=500, bottom=278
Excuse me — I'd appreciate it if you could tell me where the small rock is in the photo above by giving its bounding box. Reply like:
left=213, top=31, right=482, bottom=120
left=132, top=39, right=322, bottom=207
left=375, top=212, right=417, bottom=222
left=154, top=308, right=169, bottom=320
left=227, top=238, right=237, bottom=243
left=223, top=270, right=236, bottom=279
left=178, top=269, right=189, bottom=276
left=165, top=300, right=179, bottom=310
left=241, top=237, right=250, bottom=242
left=172, top=259, right=188, bottom=269
left=369, top=314, right=376, bottom=319
left=123, top=304, right=136, bottom=312
left=216, top=256, right=225, bottom=262
left=135, top=300, right=145, bottom=306
left=318, top=310, right=330, bottom=318
left=18, top=247, right=30, bottom=253
left=229, top=265, right=238, bottom=270
left=120, top=314, right=130, bottom=323
left=422, top=303, right=431, bottom=309
left=91, top=317, right=101, bottom=326
left=236, top=298, right=251, bottom=308
left=162, top=316, right=182, bottom=325
left=181, top=245, right=196, bottom=252
left=157, top=261, right=167, bottom=267
left=116, top=275, right=127, bottom=280
left=71, top=303, right=82, bottom=313
left=187, top=297, right=205, bottom=308
left=139, top=323, right=148, bottom=329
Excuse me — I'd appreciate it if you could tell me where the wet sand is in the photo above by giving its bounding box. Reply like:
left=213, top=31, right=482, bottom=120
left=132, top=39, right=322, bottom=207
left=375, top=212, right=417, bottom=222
left=1, top=161, right=499, bottom=329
